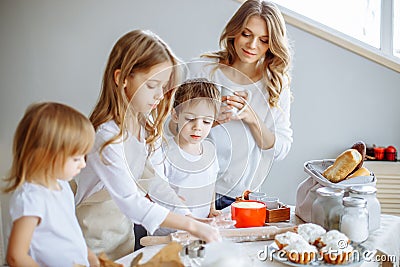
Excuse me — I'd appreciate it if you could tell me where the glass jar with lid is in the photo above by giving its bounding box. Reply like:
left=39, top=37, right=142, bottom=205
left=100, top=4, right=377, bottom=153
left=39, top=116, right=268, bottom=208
left=349, top=185, right=381, bottom=232
left=340, top=197, right=369, bottom=243
left=328, top=202, right=343, bottom=230
left=311, top=187, right=344, bottom=230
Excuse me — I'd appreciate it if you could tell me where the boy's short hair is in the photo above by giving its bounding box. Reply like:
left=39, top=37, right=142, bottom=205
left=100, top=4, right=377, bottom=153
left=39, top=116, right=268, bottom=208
left=173, top=78, right=221, bottom=115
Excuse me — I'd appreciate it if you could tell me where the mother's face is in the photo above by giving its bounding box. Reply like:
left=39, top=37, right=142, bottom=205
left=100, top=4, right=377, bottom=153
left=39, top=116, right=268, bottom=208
left=233, top=15, right=269, bottom=64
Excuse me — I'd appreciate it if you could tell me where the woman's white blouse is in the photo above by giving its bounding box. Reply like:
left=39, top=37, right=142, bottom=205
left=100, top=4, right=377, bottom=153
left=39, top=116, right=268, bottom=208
left=185, top=58, right=293, bottom=198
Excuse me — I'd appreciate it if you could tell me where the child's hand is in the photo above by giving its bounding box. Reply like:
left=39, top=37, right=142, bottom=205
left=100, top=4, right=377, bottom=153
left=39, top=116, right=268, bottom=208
left=186, top=214, right=214, bottom=224
left=209, top=213, right=236, bottom=229
left=190, top=220, right=221, bottom=243
left=208, top=209, right=222, bottom=218
left=87, top=249, right=100, bottom=267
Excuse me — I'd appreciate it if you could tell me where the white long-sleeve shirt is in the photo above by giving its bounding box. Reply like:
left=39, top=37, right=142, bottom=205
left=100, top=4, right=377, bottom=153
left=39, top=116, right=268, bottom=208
left=74, top=120, right=188, bottom=234
left=186, top=58, right=293, bottom=198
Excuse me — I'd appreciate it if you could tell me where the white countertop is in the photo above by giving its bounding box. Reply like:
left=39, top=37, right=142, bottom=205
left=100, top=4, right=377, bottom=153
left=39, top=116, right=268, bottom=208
left=117, top=213, right=400, bottom=267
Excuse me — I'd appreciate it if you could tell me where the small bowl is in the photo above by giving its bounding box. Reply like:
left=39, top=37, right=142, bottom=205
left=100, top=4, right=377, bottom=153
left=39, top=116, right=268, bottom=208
left=248, top=192, right=267, bottom=201
left=261, top=196, right=280, bottom=210
left=231, top=200, right=266, bottom=228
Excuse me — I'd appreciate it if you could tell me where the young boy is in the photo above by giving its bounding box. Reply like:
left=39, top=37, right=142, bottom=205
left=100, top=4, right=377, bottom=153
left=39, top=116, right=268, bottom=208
left=153, top=78, right=222, bottom=235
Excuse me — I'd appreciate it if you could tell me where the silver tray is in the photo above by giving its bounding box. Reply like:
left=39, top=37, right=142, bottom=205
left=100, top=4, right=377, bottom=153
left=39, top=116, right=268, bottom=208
left=304, top=159, right=376, bottom=190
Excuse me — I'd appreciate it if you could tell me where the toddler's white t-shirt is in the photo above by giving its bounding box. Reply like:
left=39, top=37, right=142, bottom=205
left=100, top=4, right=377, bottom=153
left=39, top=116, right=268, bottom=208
left=10, top=180, right=89, bottom=267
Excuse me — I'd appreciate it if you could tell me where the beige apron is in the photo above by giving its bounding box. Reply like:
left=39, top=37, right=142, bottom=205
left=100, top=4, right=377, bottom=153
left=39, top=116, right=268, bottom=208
left=73, top=157, right=185, bottom=261
left=75, top=189, right=135, bottom=261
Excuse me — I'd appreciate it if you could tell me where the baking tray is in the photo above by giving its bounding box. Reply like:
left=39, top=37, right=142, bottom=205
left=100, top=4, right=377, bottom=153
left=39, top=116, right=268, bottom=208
left=304, top=159, right=376, bottom=189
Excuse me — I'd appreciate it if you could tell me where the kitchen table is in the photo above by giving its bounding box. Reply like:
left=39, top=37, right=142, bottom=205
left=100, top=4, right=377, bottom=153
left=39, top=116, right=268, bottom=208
left=116, top=211, right=400, bottom=267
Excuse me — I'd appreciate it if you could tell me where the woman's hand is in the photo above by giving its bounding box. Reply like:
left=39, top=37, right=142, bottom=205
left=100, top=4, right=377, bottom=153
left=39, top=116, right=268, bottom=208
left=213, top=104, right=234, bottom=126
left=216, top=90, right=256, bottom=125
left=217, top=90, right=274, bottom=149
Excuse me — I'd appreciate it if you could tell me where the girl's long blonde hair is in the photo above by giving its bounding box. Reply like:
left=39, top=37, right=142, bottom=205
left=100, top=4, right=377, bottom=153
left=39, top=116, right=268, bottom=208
left=3, top=102, right=95, bottom=193
left=204, top=0, right=292, bottom=107
left=90, top=29, right=180, bottom=156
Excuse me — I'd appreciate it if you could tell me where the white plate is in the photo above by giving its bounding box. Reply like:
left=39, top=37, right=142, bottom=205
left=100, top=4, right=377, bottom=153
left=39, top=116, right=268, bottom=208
left=268, top=243, right=365, bottom=267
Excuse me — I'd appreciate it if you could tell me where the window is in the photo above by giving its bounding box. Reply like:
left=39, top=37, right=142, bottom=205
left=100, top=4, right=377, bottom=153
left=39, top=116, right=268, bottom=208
left=268, top=0, right=400, bottom=71
left=394, top=0, right=400, bottom=57
left=273, top=0, right=381, bottom=48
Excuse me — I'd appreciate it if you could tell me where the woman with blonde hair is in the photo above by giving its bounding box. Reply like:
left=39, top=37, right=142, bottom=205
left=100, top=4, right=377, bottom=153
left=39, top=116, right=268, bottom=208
left=4, top=102, right=98, bottom=267
left=185, top=0, right=294, bottom=209
left=74, top=29, right=220, bottom=260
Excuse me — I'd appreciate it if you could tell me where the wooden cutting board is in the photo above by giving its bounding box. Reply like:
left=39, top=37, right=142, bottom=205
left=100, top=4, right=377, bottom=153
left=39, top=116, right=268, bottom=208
left=140, top=225, right=296, bottom=246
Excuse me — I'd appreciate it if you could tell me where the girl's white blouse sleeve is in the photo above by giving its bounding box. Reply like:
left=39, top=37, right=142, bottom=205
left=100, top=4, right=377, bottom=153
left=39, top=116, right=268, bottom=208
left=84, top=132, right=170, bottom=234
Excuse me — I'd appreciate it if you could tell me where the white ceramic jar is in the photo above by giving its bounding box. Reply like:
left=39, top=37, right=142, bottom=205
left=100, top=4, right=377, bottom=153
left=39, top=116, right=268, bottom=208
left=349, top=185, right=381, bottom=232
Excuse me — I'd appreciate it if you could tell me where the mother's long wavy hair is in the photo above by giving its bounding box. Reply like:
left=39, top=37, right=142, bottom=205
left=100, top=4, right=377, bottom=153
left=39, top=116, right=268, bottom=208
left=204, top=0, right=291, bottom=107
left=90, top=30, right=180, bottom=157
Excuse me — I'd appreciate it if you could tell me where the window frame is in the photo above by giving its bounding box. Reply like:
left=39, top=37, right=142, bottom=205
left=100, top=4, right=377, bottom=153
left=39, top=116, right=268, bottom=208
left=235, top=0, right=400, bottom=73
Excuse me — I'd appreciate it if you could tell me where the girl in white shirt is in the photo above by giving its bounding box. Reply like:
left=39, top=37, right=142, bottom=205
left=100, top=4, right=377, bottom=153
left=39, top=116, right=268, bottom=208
left=186, top=0, right=293, bottom=209
left=4, top=102, right=98, bottom=267
left=73, top=30, right=220, bottom=260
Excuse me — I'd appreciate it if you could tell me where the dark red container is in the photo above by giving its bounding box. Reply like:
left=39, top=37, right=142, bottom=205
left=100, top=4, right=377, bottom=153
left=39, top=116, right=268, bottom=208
left=385, top=146, right=397, bottom=161
left=374, top=147, right=385, bottom=160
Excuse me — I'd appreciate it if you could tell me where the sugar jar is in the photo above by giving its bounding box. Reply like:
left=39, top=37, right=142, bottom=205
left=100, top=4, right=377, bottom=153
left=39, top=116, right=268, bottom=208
left=349, top=185, right=381, bottom=232
left=311, top=187, right=344, bottom=230
left=340, top=197, right=369, bottom=243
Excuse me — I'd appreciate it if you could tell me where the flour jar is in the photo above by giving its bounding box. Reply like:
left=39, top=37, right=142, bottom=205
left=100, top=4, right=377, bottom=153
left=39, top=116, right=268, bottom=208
left=340, top=197, right=369, bottom=243
left=349, top=185, right=381, bottom=232
left=311, top=187, right=344, bottom=230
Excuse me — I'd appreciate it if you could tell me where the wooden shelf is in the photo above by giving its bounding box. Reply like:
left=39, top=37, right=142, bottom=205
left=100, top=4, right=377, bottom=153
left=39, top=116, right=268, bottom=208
left=364, top=161, right=400, bottom=216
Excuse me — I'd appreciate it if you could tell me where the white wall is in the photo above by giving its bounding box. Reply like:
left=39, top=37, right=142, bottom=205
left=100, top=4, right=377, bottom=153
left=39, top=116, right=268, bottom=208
left=1, top=0, right=399, bottom=261
left=0, top=0, right=239, bottom=261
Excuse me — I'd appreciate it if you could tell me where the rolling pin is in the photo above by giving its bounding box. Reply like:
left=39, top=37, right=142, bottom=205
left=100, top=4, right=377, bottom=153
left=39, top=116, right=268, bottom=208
left=140, top=225, right=296, bottom=247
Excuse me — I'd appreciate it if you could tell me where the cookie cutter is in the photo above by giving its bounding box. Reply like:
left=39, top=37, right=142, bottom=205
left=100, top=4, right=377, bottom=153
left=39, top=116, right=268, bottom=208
left=180, top=239, right=206, bottom=258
